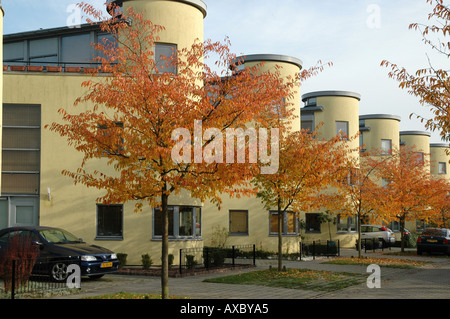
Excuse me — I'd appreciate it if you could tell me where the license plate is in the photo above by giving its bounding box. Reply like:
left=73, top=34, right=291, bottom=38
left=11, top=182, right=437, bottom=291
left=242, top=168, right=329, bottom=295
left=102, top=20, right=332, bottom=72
left=101, top=262, right=113, bottom=268
left=427, top=239, right=437, bottom=243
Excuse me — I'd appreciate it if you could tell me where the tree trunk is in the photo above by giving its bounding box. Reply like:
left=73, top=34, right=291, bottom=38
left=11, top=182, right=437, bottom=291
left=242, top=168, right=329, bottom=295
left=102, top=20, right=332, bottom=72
left=400, top=217, right=405, bottom=253
left=161, top=185, right=169, bottom=299
left=357, top=212, right=362, bottom=259
left=277, top=200, right=283, bottom=272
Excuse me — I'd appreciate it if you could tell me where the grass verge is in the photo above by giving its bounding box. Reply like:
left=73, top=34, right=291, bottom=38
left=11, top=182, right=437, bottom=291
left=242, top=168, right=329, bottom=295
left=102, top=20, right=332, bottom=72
left=83, top=292, right=189, bottom=299
left=204, top=268, right=365, bottom=292
left=322, top=257, right=430, bottom=269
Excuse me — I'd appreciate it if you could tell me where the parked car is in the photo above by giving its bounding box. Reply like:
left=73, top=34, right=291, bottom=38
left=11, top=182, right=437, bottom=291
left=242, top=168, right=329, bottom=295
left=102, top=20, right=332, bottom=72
left=360, top=225, right=396, bottom=247
left=417, top=228, right=450, bottom=255
left=0, top=226, right=119, bottom=282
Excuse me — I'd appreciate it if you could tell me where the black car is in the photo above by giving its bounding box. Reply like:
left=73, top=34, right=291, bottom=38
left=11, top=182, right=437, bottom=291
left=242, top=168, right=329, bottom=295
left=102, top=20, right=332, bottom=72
left=417, top=228, right=450, bottom=256
left=0, top=226, right=119, bottom=282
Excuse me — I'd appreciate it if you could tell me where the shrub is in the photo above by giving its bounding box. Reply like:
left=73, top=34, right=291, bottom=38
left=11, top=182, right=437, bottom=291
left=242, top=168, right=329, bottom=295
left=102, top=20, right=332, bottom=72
left=116, top=253, right=127, bottom=269
left=185, top=255, right=197, bottom=269
left=0, top=234, right=40, bottom=293
left=141, top=254, right=153, bottom=270
left=168, top=254, right=174, bottom=269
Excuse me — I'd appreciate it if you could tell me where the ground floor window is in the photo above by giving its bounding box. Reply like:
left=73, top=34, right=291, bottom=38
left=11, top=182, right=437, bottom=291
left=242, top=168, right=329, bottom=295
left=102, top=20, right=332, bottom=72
left=229, top=210, right=248, bottom=235
left=153, top=206, right=201, bottom=240
left=305, top=213, right=321, bottom=233
left=96, top=204, right=123, bottom=239
left=337, top=215, right=356, bottom=232
left=269, top=211, right=298, bottom=235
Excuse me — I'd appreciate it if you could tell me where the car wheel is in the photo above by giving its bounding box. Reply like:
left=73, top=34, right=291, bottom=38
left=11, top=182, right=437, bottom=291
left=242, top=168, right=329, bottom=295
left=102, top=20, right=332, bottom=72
left=50, top=262, right=69, bottom=282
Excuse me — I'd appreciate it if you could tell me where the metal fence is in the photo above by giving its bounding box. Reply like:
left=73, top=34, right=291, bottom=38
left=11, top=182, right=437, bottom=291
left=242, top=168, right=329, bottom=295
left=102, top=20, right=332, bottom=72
left=179, top=244, right=256, bottom=275
left=300, top=240, right=340, bottom=260
left=357, top=238, right=392, bottom=253
left=0, top=257, right=79, bottom=299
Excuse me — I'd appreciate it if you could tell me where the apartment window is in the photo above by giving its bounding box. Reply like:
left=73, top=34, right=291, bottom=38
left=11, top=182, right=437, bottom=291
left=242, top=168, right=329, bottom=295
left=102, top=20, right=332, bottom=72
left=337, top=215, right=356, bottom=232
left=305, top=213, right=321, bottom=233
left=229, top=210, right=248, bottom=235
left=61, top=33, right=93, bottom=67
left=155, top=43, right=177, bottom=74
left=2, top=104, right=41, bottom=195
left=438, top=162, right=447, bottom=174
left=96, top=204, right=123, bottom=239
left=153, top=206, right=201, bottom=239
left=415, top=152, right=425, bottom=164
left=301, top=113, right=315, bottom=133
left=269, top=211, right=297, bottom=235
left=336, top=121, right=349, bottom=139
left=359, top=133, right=365, bottom=152
left=389, top=221, right=400, bottom=232
left=381, top=139, right=392, bottom=155
left=305, top=97, right=317, bottom=106
left=97, top=121, right=124, bottom=156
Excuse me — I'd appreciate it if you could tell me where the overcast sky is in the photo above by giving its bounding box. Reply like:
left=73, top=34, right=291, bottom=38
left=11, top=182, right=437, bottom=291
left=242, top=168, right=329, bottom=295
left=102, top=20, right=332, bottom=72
left=2, top=0, right=448, bottom=143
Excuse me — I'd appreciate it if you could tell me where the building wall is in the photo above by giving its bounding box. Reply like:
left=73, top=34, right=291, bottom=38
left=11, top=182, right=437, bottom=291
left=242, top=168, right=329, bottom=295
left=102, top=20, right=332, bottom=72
left=430, top=144, right=450, bottom=180
left=122, top=0, right=206, bottom=51
left=359, top=114, right=401, bottom=153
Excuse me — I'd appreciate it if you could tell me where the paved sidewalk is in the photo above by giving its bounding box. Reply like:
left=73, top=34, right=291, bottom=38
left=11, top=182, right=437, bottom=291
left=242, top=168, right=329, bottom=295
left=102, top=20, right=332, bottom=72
left=53, top=248, right=450, bottom=299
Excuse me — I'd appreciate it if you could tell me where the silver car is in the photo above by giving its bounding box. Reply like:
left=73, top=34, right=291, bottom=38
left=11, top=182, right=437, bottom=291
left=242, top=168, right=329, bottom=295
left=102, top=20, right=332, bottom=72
left=361, top=225, right=396, bottom=247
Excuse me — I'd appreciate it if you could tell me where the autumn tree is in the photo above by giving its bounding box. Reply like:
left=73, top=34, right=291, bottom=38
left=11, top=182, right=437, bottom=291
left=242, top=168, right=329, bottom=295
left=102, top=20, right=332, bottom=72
left=381, top=0, right=450, bottom=144
left=48, top=4, right=297, bottom=298
left=374, top=146, right=448, bottom=252
left=424, top=176, right=450, bottom=227
left=253, top=127, right=354, bottom=271
left=332, top=149, right=392, bottom=258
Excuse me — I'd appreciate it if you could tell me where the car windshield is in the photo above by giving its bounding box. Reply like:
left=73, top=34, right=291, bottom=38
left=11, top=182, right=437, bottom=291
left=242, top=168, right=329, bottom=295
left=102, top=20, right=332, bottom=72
left=422, top=229, right=447, bottom=237
left=38, top=228, right=80, bottom=244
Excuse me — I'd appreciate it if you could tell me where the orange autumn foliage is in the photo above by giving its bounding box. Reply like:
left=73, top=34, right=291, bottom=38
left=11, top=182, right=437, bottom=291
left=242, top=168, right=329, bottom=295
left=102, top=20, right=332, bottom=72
left=381, top=0, right=450, bottom=143
left=46, top=3, right=332, bottom=297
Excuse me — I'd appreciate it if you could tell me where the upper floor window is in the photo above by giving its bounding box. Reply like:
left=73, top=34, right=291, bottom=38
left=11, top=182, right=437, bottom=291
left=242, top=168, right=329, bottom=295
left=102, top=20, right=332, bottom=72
left=155, top=43, right=177, bottom=74
left=438, top=162, right=447, bottom=174
left=381, top=139, right=392, bottom=155
left=336, top=121, right=349, bottom=139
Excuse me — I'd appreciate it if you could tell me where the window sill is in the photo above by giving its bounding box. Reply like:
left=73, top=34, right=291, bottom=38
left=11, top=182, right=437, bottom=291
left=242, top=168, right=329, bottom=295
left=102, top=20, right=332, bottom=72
left=95, top=236, right=123, bottom=241
left=151, top=237, right=203, bottom=242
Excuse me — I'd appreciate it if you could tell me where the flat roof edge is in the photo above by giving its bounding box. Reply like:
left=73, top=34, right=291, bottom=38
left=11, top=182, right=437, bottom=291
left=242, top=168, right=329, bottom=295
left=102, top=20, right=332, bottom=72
left=430, top=143, right=449, bottom=148
left=118, top=0, right=207, bottom=17
left=302, top=90, right=361, bottom=101
left=233, top=54, right=303, bottom=70
left=400, top=131, right=432, bottom=137
left=360, top=114, right=401, bottom=121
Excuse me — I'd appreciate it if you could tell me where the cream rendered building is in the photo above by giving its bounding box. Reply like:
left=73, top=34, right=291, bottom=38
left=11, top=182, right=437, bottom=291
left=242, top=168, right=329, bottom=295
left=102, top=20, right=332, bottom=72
left=1, top=0, right=449, bottom=264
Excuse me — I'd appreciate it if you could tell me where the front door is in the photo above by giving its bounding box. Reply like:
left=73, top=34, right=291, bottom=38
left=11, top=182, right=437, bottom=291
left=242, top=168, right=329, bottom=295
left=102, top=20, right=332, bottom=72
left=9, top=197, right=39, bottom=226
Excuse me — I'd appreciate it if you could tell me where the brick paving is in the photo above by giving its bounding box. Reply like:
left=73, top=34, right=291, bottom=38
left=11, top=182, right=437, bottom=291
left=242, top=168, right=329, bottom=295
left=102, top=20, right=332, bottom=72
left=51, top=248, right=450, bottom=300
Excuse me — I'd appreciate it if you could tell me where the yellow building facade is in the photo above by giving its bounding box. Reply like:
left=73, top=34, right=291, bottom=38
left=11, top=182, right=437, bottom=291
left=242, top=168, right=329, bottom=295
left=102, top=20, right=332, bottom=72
left=1, top=0, right=449, bottom=264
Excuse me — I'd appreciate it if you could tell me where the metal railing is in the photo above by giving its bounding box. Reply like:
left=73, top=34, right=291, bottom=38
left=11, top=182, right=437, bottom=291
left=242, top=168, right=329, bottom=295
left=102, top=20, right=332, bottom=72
left=1, top=257, right=79, bottom=299
left=300, top=240, right=340, bottom=260
left=179, top=244, right=256, bottom=275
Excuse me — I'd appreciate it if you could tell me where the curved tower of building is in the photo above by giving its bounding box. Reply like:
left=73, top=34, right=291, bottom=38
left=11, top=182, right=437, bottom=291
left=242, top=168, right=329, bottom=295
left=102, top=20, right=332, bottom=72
left=430, top=143, right=449, bottom=180
left=111, top=0, right=206, bottom=52
left=301, top=90, right=361, bottom=152
left=232, top=54, right=303, bottom=132
left=359, top=114, right=401, bottom=154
